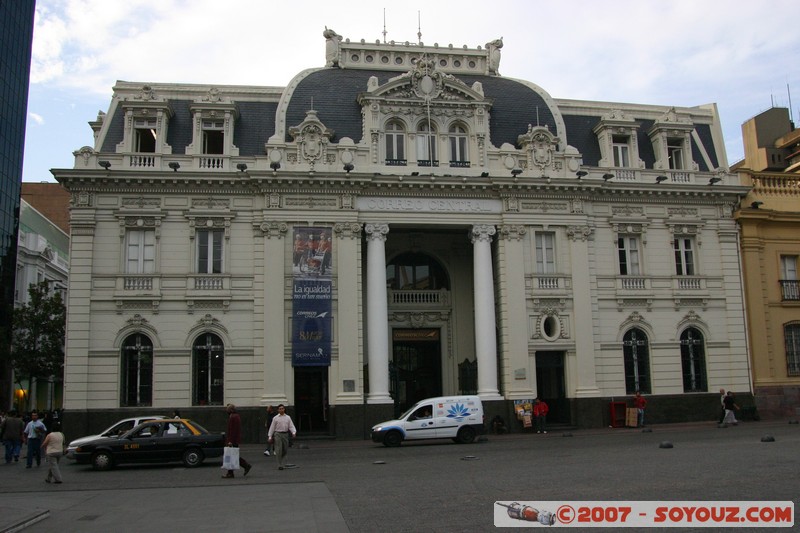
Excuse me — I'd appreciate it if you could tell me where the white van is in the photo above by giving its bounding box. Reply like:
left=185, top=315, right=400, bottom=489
left=371, top=395, right=484, bottom=447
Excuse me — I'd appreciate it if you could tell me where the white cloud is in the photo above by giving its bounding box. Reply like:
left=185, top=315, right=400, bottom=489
left=24, top=0, right=800, bottom=180
left=28, top=112, right=45, bottom=125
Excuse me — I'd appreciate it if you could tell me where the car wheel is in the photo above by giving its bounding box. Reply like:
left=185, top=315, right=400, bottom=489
left=182, top=447, right=204, bottom=467
left=383, top=430, right=402, bottom=447
left=91, top=451, right=113, bottom=471
left=456, top=426, right=476, bottom=444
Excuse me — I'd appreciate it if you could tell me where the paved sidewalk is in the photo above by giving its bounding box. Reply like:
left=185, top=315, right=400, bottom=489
left=0, top=480, right=347, bottom=533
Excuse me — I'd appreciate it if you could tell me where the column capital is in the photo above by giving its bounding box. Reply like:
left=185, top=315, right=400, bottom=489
left=566, top=225, right=593, bottom=242
left=365, top=223, right=389, bottom=242
left=470, top=224, right=496, bottom=244
left=258, top=220, right=289, bottom=239
left=498, top=224, right=526, bottom=241
left=333, top=222, right=362, bottom=240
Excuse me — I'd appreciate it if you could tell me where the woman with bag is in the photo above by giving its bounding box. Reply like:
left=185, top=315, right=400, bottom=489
left=41, top=422, right=65, bottom=484
left=222, top=404, right=252, bottom=478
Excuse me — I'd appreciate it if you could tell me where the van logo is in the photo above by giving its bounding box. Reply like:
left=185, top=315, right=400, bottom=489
left=446, top=403, right=471, bottom=419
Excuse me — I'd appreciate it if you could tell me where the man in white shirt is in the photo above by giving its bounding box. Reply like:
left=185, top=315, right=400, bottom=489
left=267, top=404, right=297, bottom=470
left=23, top=411, right=47, bottom=468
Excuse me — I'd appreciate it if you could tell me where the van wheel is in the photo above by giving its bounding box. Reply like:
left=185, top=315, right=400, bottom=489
left=383, top=431, right=402, bottom=447
left=456, top=426, right=476, bottom=444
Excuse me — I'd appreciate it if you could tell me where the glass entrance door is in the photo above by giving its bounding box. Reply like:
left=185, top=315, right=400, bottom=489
left=535, top=351, right=569, bottom=424
left=293, top=367, right=329, bottom=433
left=391, top=328, right=442, bottom=416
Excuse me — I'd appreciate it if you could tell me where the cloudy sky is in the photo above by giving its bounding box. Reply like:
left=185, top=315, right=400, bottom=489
left=23, top=0, right=800, bottom=182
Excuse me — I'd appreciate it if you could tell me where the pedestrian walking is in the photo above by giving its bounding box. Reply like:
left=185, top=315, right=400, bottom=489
left=633, top=391, right=647, bottom=427
left=222, top=404, right=252, bottom=478
left=722, top=391, right=739, bottom=425
left=263, top=405, right=276, bottom=456
left=23, top=411, right=47, bottom=468
left=1, top=410, right=24, bottom=463
left=267, top=404, right=297, bottom=470
left=718, top=388, right=726, bottom=423
left=42, top=422, right=65, bottom=484
left=533, top=397, right=548, bottom=434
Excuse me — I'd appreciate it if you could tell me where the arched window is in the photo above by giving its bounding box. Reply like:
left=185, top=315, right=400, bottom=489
left=416, top=122, right=438, bottom=166
left=623, top=328, right=651, bottom=394
left=192, top=333, right=224, bottom=405
left=121, top=333, right=153, bottom=407
left=680, top=327, right=707, bottom=392
left=448, top=124, right=469, bottom=167
left=385, top=121, right=406, bottom=165
left=387, top=252, right=450, bottom=291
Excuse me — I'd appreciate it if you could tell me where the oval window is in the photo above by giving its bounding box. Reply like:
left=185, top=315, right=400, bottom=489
left=541, top=315, right=560, bottom=341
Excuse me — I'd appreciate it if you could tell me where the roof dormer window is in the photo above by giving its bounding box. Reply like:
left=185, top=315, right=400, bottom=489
left=134, top=118, right=158, bottom=153
left=202, top=120, right=224, bottom=155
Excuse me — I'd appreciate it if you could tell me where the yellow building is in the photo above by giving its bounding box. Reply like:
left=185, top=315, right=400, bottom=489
left=734, top=107, right=800, bottom=419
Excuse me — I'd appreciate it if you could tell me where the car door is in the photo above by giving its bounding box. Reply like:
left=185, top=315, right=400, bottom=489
left=118, top=422, right=162, bottom=463
left=158, top=421, right=194, bottom=461
left=402, top=404, right=437, bottom=441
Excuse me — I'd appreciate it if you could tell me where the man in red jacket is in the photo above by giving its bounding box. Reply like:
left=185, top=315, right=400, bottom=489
left=223, top=404, right=252, bottom=478
left=633, top=391, right=647, bottom=427
left=533, top=397, right=549, bottom=434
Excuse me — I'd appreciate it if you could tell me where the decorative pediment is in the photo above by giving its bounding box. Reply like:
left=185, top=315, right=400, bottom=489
left=518, top=125, right=560, bottom=173
left=649, top=107, right=694, bottom=134
left=288, top=109, right=334, bottom=168
left=363, top=56, right=486, bottom=104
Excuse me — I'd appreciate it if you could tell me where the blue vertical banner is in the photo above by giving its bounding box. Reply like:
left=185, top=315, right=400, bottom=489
left=292, top=226, right=333, bottom=366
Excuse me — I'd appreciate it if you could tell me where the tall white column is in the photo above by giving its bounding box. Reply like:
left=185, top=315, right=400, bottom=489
left=567, top=225, right=600, bottom=397
left=471, top=224, right=503, bottom=400
left=261, top=222, right=289, bottom=405
left=365, top=223, right=392, bottom=403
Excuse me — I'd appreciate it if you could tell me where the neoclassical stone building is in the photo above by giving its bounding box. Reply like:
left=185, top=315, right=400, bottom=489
left=55, top=31, right=752, bottom=439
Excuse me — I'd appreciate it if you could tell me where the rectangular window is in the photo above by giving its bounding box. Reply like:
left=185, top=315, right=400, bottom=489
left=385, top=123, right=405, bottom=164
left=126, top=230, right=156, bottom=274
left=416, top=132, right=437, bottom=165
left=617, top=236, right=641, bottom=275
left=202, top=120, right=224, bottom=154
left=781, top=255, right=797, bottom=280
left=674, top=237, right=695, bottom=276
left=197, top=229, right=223, bottom=274
left=668, top=140, right=684, bottom=169
left=786, top=324, right=800, bottom=376
left=781, top=255, right=799, bottom=300
left=134, top=118, right=157, bottom=152
left=535, top=232, right=556, bottom=273
left=612, top=135, right=630, bottom=167
left=449, top=126, right=469, bottom=166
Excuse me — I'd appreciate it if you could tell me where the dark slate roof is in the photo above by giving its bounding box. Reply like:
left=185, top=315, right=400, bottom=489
left=562, top=115, right=601, bottom=166
left=693, top=124, right=718, bottom=171
left=100, top=99, right=278, bottom=157
left=168, top=100, right=192, bottom=154
left=286, top=68, right=558, bottom=148
left=100, top=105, right=124, bottom=152
left=235, top=101, right=278, bottom=156
left=636, top=119, right=657, bottom=168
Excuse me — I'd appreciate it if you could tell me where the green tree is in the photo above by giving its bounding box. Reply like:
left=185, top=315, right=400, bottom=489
left=11, top=281, right=66, bottom=410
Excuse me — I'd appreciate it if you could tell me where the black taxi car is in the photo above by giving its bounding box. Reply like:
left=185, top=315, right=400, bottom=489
left=73, top=419, right=225, bottom=470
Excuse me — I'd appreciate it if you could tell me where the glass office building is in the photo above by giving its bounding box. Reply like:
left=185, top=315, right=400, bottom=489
left=0, top=0, right=36, bottom=410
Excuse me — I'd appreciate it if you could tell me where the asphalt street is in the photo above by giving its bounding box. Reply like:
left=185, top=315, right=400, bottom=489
left=0, top=420, right=797, bottom=532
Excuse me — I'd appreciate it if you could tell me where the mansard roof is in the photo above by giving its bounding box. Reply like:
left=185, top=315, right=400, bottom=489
left=283, top=68, right=559, bottom=149
left=92, top=37, right=724, bottom=174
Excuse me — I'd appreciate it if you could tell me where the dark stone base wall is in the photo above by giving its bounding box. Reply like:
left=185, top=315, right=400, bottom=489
left=753, top=385, right=800, bottom=419
left=62, top=393, right=759, bottom=443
